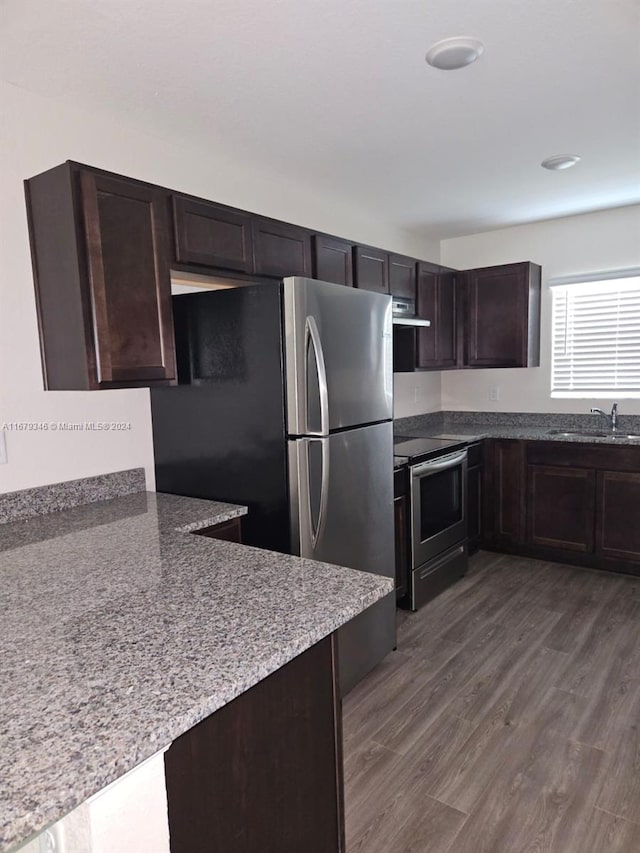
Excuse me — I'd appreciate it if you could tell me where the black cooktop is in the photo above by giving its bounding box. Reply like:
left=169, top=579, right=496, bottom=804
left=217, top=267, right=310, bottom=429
left=393, top=435, right=468, bottom=465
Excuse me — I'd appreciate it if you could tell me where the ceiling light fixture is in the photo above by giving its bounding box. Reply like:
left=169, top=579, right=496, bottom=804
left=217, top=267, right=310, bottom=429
left=541, top=154, right=581, bottom=171
left=425, top=37, right=484, bottom=71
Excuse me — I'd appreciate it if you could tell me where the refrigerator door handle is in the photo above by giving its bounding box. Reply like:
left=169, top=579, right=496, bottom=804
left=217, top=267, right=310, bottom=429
left=305, top=315, right=329, bottom=437
left=314, top=437, right=330, bottom=549
left=289, top=438, right=330, bottom=555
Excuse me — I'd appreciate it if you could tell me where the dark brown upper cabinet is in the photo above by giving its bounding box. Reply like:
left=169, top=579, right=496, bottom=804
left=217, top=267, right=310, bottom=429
left=388, top=253, right=416, bottom=299
left=353, top=245, right=389, bottom=294
left=312, top=234, right=353, bottom=286
left=464, top=261, right=541, bottom=368
left=25, top=162, right=176, bottom=390
left=172, top=196, right=254, bottom=273
left=416, top=263, right=460, bottom=369
left=252, top=218, right=312, bottom=278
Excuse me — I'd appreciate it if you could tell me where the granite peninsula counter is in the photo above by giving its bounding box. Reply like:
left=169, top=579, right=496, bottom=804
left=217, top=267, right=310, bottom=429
left=0, top=489, right=393, bottom=852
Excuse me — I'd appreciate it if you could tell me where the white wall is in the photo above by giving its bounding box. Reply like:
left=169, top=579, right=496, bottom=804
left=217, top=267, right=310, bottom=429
left=440, top=205, right=640, bottom=413
left=0, top=81, right=440, bottom=493
left=393, top=372, right=442, bottom=418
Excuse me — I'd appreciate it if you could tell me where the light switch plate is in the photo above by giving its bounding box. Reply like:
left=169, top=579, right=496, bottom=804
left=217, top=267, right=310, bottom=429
left=0, top=431, right=6, bottom=464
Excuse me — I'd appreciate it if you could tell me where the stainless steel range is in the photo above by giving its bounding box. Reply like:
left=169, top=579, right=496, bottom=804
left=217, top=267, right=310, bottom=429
left=394, top=437, right=469, bottom=610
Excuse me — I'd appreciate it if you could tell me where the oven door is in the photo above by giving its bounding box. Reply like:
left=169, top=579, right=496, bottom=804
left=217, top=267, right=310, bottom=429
left=410, top=449, right=468, bottom=567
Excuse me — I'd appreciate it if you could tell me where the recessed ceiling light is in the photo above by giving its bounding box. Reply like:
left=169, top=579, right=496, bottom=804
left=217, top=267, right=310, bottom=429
left=541, top=154, right=581, bottom=171
left=425, top=37, right=484, bottom=71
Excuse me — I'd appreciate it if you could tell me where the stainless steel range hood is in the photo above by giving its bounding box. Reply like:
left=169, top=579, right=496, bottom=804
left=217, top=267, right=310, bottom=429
left=392, top=297, right=431, bottom=327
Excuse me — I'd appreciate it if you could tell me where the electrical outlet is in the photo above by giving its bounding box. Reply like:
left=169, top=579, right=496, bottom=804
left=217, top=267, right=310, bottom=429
left=0, top=431, right=7, bottom=464
left=489, top=386, right=500, bottom=402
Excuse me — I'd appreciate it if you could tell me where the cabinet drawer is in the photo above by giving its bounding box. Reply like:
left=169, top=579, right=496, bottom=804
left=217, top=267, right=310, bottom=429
left=527, top=441, right=640, bottom=472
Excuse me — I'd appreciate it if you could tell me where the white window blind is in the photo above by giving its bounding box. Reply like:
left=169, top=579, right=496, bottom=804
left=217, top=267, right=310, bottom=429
left=551, top=276, right=640, bottom=398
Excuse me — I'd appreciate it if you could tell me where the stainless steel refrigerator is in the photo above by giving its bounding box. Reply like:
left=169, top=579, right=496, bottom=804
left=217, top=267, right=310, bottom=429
left=151, top=277, right=396, bottom=694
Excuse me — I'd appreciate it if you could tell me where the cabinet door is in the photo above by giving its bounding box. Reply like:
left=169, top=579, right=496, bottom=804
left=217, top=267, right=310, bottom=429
left=527, top=464, right=595, bottom=552
left=172, top=196, right=254, bottom=272
left=353, top=245, right=389, bottom=294
left=488, top=440, right=526, bottom=546
left=467, top=465, right=483, bottom=556
left=165, top=635, right=344, bottom=853
left=596, top=470, right=640, bottom=562
left=312, top=235, right=353, bottom=286
left=465, top=262, right=541, bottom=368
left=394, top=494, right=409, bottom=599
left=80, top=170, right=176, bottom=387
left=416, top=267, right=459, bottom=369
left=253, top=218, right=312, bottom=278
left=388, top=253, right=416, bottom=299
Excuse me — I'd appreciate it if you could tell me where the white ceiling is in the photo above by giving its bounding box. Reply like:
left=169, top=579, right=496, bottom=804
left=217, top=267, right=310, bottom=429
left=2, top=0, right=639, bottom=239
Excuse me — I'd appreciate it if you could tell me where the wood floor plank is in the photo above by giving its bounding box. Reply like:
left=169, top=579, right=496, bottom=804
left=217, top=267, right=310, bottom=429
left=369, top=622, right=509, bottom=756
left=448, top=618, right=567, bottom=725
left=559, top=807, right=640, bottom=852
left=440, top=730, right=605, bottom=853
left=343, top=738, right=405, bottom=839
left=344, top=551, right=640, bottom=853
left=596, top=717, right=640, bottom=825
left=348, top=793, right=467, bottom=853
left=343, top=639, right=461, bottom=751
left=344, top=718, right=474, bottom=845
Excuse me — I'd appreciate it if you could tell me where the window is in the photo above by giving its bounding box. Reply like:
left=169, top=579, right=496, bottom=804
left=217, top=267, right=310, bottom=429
left=551, top=272, right=640, bottom=398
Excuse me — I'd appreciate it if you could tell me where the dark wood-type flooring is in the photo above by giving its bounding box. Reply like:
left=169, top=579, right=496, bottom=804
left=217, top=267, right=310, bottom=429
left=343, top=551, right=640, bottom=852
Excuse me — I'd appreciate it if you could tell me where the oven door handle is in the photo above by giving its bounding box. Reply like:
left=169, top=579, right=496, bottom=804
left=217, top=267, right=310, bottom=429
left=411, top=450, right=467, bottom=478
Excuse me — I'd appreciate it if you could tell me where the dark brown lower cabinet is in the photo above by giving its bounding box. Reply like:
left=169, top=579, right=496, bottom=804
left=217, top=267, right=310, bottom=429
left=191, top=517, right=243, bottom=543
left=487, top=440, right=526, bottom=547
left=596, top=470, right=640, bottom=562
left=466, top=442, right=483, bottom=555
left=164, top=634, right=344, bottom=853
left=485, top=439, right=640, bottom=575
left=527, top=465, right=595, bottom=552
left=394, top=467, right=410, bottom=599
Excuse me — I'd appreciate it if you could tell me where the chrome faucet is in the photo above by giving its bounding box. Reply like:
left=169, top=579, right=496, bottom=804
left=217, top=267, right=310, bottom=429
left=590, top=402, right=618, bottom=432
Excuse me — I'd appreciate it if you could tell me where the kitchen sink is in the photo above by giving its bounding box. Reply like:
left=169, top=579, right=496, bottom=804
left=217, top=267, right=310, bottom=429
left=546, top=429, right=640, bottom=440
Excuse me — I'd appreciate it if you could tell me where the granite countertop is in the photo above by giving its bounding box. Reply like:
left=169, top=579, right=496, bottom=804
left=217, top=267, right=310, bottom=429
left=396, top=423, right=640, bottom=443
left=393, top=411, right=640, bottom=457
left=0, top=491, right=392, bottom=852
